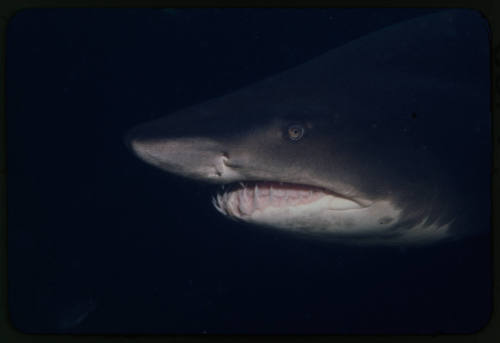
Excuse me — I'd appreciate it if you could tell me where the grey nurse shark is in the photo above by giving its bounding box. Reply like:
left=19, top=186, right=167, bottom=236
left=126, top=10, right=491, bottom=245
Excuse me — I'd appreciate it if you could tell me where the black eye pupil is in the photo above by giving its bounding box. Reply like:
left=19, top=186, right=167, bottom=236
left=288, top=125, right=304, bottom=141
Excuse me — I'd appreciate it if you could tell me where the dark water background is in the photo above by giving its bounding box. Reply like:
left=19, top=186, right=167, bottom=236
left=6, top=8, right=492, bottom=334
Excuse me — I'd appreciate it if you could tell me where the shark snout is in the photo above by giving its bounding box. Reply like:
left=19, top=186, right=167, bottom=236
left=124, top=126, right=242, bottom=182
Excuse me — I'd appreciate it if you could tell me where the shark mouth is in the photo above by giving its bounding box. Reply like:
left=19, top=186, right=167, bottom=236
left=211, top=181, right=366, bottom=219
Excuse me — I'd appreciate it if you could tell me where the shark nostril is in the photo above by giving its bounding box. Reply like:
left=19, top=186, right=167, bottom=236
left=220, top=153, right=230, bottom=167
left=215, top=155, right=228, bottom=176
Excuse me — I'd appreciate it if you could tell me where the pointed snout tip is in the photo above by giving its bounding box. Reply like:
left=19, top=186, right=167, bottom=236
left=123, top=128, right=135, bottom=153
left=123, top=125, right=160, bottom=164
left=123, top=126, right=143, bottom=156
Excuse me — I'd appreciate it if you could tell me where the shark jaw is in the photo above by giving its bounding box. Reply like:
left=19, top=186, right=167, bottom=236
left=210, top=181, right=453, bottom=244
left=210, top=181, right=401, bottom=236
left=212, top=181, right=367, bottom=217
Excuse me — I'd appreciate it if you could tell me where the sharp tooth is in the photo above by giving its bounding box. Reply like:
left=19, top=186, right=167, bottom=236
left=243, top=186, right=248, bottom=199
left=255, top=184, right=261, bottom=209
left=222, top=193, right=230, bottom=214
left=253, top=186, right=258, bottom=209
left=219, top=194, right=228, bottom=215
left=238, top=192, right=246, bottom=215
left=228, top=193, right=235, bottom=214
left=270, top=186, right=273, bottom=200
left=239, top=182, right=245, bottom=188
left=212, top=196, right=225, bottom=215
left=238, top=190, right=244, bottom=207
left=228, top=192, right=241, bottom=218
left=225, top=193, right=233, bottom=216
left=221, top=184, right=225, bottom=190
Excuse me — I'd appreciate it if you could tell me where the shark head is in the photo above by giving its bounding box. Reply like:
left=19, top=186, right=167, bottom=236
left=125, top=10, right=490, bottom=245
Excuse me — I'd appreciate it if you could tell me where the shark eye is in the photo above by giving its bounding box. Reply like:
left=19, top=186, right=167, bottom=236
left=287, top=124, right=304, bottom=141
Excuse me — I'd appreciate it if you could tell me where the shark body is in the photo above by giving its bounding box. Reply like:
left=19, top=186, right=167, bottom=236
left=126, top=10, right=490, bottom=245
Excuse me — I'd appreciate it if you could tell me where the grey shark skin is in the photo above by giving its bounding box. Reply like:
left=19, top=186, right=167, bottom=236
left=126, top=10, right=490, bottom=245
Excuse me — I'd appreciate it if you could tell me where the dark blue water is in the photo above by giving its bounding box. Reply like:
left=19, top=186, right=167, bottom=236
left=6, top=8, right=492, bottom=334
